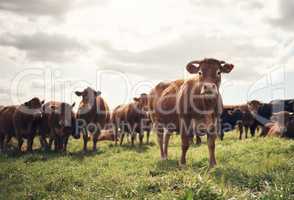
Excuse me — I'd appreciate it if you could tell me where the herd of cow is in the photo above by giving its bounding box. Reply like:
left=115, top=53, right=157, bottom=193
left=0, top=58, right=293, bottom=169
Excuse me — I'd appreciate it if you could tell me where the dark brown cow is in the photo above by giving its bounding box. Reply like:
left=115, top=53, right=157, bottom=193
left=112, top=94, right=149, bottom=146
left=150, top=58, right=234, bottom=168
left=14, top=98, right=44, bottom=152
left=0, top=106, right=16, bottom=152
left=75, top=87, right=110, bottom=152
left=39, top=101, right=78, bottom=152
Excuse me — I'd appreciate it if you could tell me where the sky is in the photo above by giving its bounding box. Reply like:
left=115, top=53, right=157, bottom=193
left=0, top=0, right=293, bottom=109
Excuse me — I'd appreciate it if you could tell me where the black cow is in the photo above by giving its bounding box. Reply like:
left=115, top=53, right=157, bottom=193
left=220, top=107, right=243, bottom=140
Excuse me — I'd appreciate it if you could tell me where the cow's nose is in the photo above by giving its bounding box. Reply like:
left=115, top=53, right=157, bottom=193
left=200, top=83, right=218, bottom=95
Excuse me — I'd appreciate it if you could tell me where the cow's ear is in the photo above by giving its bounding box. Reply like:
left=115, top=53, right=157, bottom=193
left=75, top=91, right=83, bottom=96
left=221, top=64, right=234, bottom=73
left=133, top=97, right=140, bottom=102
left=186, top=63, right=200, bottom=74
left=71, top=102, right=76, bottom=108
left=290, top=112, right=294, bottom=117
left=95, top=90, right=102, bottom=96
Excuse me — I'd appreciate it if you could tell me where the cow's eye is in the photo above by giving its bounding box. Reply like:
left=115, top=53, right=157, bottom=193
left=198, top=71, right=203, bottom=76
left=217, top=70, right=221, bottom=76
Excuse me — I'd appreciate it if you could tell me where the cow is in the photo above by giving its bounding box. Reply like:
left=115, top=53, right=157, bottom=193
left=220, top=105, right=243, bottom=140
left=4, top=97, right=44, bottom=152
left=149, top=58, right=234, bottom=168
left=75, top=87, right=110, bottom=152
left=265, top=111, right=294, bottom=138
left=0, top=106, right=17, bottom=152
left=238, top=105, right=257, bottom=139
left=112, top=93, right=149, bottom=146
left=38, top=101, right=79, bottom=152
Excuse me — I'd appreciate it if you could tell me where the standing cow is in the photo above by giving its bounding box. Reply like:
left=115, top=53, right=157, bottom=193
left=0, top=98, right=44, bottom=152
left=39, top=101, right=79, bottom=152
left=75, top=87, right=110, bottom=152
left=112, top=94, right=149, bottom=146
left=149, top=58, right=234, bottom=168
left=0, top=106, right=17, bottom=152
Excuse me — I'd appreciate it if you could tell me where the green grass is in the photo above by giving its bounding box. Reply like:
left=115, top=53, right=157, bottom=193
left=1, top=132, right=294, bottom=200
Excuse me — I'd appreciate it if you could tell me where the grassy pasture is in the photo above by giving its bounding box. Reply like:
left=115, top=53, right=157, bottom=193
left=0, top=132, right=294, bottom=200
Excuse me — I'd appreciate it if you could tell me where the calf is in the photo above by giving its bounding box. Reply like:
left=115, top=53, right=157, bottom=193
left=150, top=58, right=234, bottom=168
left=112, top=94, right=149, bottom=146
left=13, top=98, right=44, bottom=152
left=75, top=87, right=110, bottom=152
left=39, top=101, right=78, bottom=152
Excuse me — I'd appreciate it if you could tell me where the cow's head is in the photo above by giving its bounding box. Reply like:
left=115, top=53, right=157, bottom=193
left=75, top=87, right=101, bottom=113
left=247, top=100, right=262, bottom=116
left=23, top=97, right=45, bottom=118
left=50, top=102, right=79, bottom=138
left=133, top=93, right=149, bottom=111
left=186, top=58, right=234, bottom=95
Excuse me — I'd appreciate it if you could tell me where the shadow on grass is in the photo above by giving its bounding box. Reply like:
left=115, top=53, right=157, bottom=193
left=0, top=147, right=105, bottom=163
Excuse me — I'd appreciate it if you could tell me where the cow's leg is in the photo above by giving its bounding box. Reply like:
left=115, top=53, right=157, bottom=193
left=238, top=125, right=243, bottom=140
left=146, top=130, right=150, bottom=144
left=245, top=126, right=249, bottom=139
left=131, top=132, right=136, bottom=147
left=17, top=136, right=24, bottom=153
left=63, top=136, right=69, bottom=152
left=48, top=137, right=54, bottom=151
left=155, top=123, right=165, bottom=160
left=39, top=135, right=48, bottom=151
left=27, top=135, right=34, bottom=152
left=114, top=124, right=118, bottom=146
left=139, top=131, right=144, bottom=146
left=163, top=131, right=171, bottom=160
left=207, top=133, right=217, bottom=169
left=4, top=135, right=12, bottom=152
left=0, top=134, right=4, bottom=152
left=93, top=128, right=100, bottom=152
left=180, top=133, right=190, bottom=166
left=250, top=126, right=256, bottom=137
left=196, top=135, right=202, bottom=145
left=82, top=128, right=88, bottom=152
left=120, top=132, right=125, bottom=146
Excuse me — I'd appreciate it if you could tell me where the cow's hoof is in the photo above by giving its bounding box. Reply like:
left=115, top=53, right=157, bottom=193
left=178, top=161, right=187, bottom=168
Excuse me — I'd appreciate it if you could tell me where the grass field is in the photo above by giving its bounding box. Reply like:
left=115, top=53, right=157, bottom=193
left=0, top=132, right=294, bottom=200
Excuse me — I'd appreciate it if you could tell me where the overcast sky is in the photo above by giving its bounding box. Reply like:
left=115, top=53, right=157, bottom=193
left=0, top=0, right=293, bottom=109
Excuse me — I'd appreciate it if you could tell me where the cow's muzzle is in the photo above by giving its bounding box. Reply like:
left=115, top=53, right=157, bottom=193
left=200, top=83, right=218, bottom=95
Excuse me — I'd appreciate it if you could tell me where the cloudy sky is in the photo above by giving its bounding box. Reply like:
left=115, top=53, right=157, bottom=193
left=0, top=0, right=293, bottom=109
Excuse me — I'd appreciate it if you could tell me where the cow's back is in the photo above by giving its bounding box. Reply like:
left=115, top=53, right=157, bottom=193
left=152, top=80, right=184, bottom=130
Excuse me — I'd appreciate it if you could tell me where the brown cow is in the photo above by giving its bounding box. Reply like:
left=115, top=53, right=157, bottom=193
left=6, top=98, right=44, bottom=152
left=112, top=93, right=149, bottom=146
left=38, top=101, right=78, bottom=152
left=150, top=58, right=234, bottom=168
left=75, top=87, right=110, bottom=152
left=0, top=106, right=17, bottom=152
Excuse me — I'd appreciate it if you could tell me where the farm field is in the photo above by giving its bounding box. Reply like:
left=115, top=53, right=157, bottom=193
left=0, top=132, right=294, bottom=200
